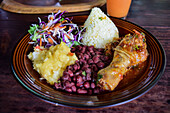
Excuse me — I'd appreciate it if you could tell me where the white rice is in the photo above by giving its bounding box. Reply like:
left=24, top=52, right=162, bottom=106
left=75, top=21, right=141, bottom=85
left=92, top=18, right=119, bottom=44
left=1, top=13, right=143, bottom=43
left=82, top=7, right=119, bottom=48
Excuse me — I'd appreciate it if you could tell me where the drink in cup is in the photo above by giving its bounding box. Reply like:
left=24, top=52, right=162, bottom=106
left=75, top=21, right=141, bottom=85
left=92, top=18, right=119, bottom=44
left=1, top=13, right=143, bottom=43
left=107, top=0, right=132, bottom=18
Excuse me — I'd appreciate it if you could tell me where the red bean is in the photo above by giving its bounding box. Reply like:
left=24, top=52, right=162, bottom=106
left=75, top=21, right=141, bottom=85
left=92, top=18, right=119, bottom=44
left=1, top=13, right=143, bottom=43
left=100, top=55, right=105, bottom=61
left=84, top=64, right=89, bottom=68
left=87, top=46, right=94, bottom=53
left=91, top=64, right=98, bottom=71
left=97, top=48, right=104, bottom=52
left=91, top=52, right=95, bottom=56
left=73, top=76, right=76, bottom=82
left=86, top=73, right=91, bottom=81
left=66, top=65, right=73, bottom=71
left=104, top=56, right=109, bottom=61
left=65, top=87, right=72, bottom=93
left=81, top=46, right=86, bottom=53
left=97, top=62, right=105, bottom=68
left=75, top=70, right=82, bottom=76
left=88, top=59, right=93, bottom=64
left=93, top=48, right=97, bottom=52
left=86, top=51, right=91, bottom=56
left=84, top=54, right=89, bottom=60
left=64, top=80, right=71, bottom=87
left=71, top=47, right=76, bottom=52
left=93, top=56, right=100, bottom=63
left=68, top=70, right=73, bottom=77
left=62, top=74, right=69, bottom=81
left=76, top=82, right=83, bottom=87
left=73, top=64, right=78, bottom=71
left=82, top=76, right=86, bottom=81
left=91, top=82, right=96, bottom=89
left=70, top=82, right=75, bottom=86
left=76, top=62, right=80, bottom=70
left=80, top=59, right=87, bottom=64
left=85, top=68, right=91, bottom=74
left=78, top=59, right=82, bottom=65
left=78, top=53, right=84, bottom=59
left=54, top=82, right=62, bottom=89
left=75, top=60, right=79, bottom=63
left=77, top=88, right=87, bottom=94
left=63, top=71, right=69, bottom=76
left=84, top=81, right=90, bottom=89
left=101, top=55, right=109, bottom=61
left=71, top=86, right=77, bottom=92
left=82, top=64, right=89, bottom=70
left=68, top=77, right=71, bottom=82
left=95, top=51, right=102, bottom=55
left=77, top=75, right=83, bottom=83
left=76, top=45, right=82, bottom=50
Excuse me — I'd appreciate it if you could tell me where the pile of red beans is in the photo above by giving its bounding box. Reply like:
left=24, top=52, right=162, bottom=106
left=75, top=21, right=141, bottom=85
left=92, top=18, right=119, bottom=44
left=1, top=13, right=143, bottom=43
left=54, top=45, right=113, bottom=94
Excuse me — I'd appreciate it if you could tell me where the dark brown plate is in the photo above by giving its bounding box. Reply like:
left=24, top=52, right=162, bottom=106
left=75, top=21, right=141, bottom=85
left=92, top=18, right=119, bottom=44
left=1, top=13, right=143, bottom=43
left=11, top=15, right=166, bottom=109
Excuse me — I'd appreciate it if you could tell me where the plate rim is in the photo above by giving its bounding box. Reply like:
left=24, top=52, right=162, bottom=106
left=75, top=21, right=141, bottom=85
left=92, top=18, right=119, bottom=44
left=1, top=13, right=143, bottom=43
left=11, top=15, right=166, bottom=109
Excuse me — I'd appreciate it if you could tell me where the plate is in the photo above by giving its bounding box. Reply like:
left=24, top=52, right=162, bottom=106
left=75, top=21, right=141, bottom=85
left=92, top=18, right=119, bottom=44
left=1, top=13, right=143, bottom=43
left=11, top=15, right=166, bottom=109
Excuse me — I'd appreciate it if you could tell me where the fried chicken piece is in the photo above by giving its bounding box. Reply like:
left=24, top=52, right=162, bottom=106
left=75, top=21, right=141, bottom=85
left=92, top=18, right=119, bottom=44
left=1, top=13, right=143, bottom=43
left=97, top=30, right=148, bottom=91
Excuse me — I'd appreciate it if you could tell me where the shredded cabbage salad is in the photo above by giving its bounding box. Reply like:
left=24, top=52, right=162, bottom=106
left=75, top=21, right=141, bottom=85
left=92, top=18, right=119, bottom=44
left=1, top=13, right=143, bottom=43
left=28, top=10, right=85, bottom=48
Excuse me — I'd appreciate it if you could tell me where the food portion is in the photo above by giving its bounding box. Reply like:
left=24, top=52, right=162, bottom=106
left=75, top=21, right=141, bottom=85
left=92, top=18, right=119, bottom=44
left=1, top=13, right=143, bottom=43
left=98, top=30, right=148, bottom=91
left=28, top=10, right=84, bottom=48
left=28, top=42, right=77, bottom=85
left=55, top=45, right=113, bottom=94
left=27, top=8, right=148, bottom=94
left=82, top=7, right=119, bottom=48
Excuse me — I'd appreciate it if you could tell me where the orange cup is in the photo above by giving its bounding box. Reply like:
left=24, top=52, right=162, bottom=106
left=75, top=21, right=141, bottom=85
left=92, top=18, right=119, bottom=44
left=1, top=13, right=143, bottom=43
left=107, top=0, right=132, bottom=18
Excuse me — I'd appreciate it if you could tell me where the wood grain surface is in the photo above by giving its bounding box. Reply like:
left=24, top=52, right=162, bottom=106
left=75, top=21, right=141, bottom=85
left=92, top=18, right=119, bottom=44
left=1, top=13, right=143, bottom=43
left=0, top=0, right=106, bottom=14
left=0, top=0, right=170, bottom=113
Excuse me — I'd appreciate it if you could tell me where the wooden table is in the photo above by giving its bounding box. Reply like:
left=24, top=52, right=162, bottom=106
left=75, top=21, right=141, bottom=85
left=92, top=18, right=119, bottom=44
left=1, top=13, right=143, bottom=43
left=0, top=0, right=170, bottom=112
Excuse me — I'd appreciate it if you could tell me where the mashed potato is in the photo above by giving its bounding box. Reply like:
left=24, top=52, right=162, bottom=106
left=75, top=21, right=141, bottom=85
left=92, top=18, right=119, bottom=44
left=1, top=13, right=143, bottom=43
left=82, top=7, right=119, bottom=48
left=28, top=42, right=78, bottom=85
